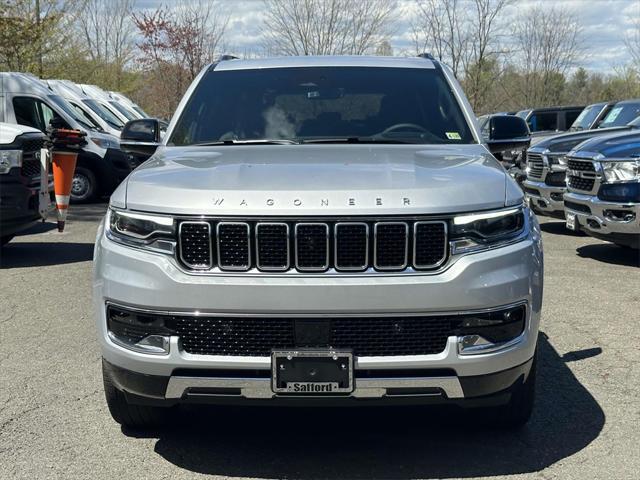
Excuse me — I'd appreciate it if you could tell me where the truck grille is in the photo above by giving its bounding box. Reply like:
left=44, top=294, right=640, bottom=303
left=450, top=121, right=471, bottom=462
left=20, top=138, right=45, bottom=180
left=526, top=152, right=545, bottom=180
left=178, top=219, right=448, bottom=273
left=170, top=315, right=455, bottom=357
left=567, top=158, right=597, bottom=193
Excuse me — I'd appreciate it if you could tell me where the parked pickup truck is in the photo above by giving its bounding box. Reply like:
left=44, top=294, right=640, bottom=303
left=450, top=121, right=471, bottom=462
left=0, top=123, right=48, bottom=246
left=523, top=103, right=640, bottom=217
left=563, top=130, right=640, bottom=249
left=95, top=55, right=542, bottom=429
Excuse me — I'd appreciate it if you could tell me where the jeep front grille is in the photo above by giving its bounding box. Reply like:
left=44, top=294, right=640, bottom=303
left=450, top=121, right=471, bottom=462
left=177, top=219, right=448, bottom=273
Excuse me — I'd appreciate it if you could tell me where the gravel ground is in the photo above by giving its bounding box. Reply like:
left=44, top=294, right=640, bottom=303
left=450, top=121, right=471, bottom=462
left=0, top=204, right=638, bottom=480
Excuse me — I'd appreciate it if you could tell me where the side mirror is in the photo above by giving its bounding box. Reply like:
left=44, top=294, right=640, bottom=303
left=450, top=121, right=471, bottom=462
left=486, top=115, right=531, bottom=154
left=120, top=118, right=161, bottom=160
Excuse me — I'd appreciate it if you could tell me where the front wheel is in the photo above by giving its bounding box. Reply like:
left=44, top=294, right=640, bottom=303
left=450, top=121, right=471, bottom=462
left=71, top=166, right=98, bottom=203
left=103, top=364, right=171, bottom=429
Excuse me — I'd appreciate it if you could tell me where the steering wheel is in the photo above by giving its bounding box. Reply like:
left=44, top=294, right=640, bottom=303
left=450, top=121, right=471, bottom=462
left=379, top=123, right=429, bottom=135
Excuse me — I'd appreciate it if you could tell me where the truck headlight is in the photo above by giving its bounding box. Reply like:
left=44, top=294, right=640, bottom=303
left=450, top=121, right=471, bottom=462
left=0, top=150, right=22, bottom=174
left=601, top=161, right=640, bottom=182
left=547, top=153, right=567, bottom=166
left=106, top=208, right=175, bottom=253
left=450, top=206, right=527, bottom=254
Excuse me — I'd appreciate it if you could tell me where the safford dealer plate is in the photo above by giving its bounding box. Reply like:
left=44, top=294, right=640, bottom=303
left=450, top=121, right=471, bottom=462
left=271, top=351, right=353, bottom=394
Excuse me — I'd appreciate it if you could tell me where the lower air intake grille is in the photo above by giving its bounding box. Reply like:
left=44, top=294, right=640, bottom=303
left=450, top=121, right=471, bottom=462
left=169, top=315, right=456, bottom=357
left=568, top=176, right=595, bottom=192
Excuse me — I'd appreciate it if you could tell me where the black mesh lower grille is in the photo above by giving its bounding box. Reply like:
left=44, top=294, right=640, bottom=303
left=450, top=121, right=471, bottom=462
left=256, top=223, right=289, bottom=270
left=335, top=223, right=368, bottom=270
left=375, top=223, right=408, bottom=269
left=217, top=223, right=250, bottom=269
left=20, top=159, right=42, bottom=178
left=179, top=222, right=212, bottom=268
left=414, top=222, right=446, bottom=267
left=568, top=176, right=595, bottom=191
left=295, top=224, right=328, bottom=270
left=169, top=315, right=456, bottom=356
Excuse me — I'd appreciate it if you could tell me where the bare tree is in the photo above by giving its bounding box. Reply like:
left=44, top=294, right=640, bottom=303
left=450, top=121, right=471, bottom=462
left=261, top=0, right=397, bottom=56
left=79, top=0, right=137, bottom=88
left=626, top=18, right=640, bottom=67
left=511, top=5, right=582, bottom=106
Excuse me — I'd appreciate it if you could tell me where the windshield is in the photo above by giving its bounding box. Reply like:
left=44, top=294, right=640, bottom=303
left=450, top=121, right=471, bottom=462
left=83, top=99, right=124, bottom=129
left=169, top=67, right=474, bottom=146
left=570, top=105, right=602, bottom=131
left=68, top=101, right=102, bottom=131
left=132, top=105, right=148, bottom=117
left=599, top=102, right=640, bottom=128
left=48, top=95, right=96, bottom=131
left=109, top=101, right=137, bottom=121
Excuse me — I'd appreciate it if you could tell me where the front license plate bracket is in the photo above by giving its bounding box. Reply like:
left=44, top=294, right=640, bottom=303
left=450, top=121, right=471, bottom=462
left=272, top=351, right=353, bottom=394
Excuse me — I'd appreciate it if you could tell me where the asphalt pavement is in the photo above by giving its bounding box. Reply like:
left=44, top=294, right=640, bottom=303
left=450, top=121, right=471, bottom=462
left=0, top=204, right=638, bottom=480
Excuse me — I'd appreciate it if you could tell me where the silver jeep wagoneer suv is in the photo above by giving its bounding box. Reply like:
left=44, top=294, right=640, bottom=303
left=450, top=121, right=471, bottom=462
left=94, top=55, right=543, bottom=428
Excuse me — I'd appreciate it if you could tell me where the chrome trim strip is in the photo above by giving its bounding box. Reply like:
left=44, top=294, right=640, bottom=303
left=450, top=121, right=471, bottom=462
left=294, top=223, right=330, bottom=272
left=334, top=222, right=369, bottom=271
left=105, top=299, right=528, bottom=319
left=216, top=222, right=251, bottom=271
left=165, top=375, right=464, bottom=399
left=413, top=220, right=448, bottom=269
left=178, top=221, right=212, bottom=270
left=255, top=222, right=290, bottom=272
left=373, top=221, right=409, bottom=271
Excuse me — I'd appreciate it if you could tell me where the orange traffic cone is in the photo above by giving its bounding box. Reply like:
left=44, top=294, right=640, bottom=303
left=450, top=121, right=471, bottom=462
left=51, top=151, right=78, bottom=232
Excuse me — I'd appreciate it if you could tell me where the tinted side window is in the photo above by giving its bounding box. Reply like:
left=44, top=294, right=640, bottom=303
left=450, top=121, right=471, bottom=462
left=527, top=112, right=558, bottom=132
left=564, top=109, right=582, bottom=128
left=12, top=96, right=66, bottom=132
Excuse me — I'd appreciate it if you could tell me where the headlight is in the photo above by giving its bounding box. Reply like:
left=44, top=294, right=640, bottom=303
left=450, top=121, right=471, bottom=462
left=90, top=136, right=120, bottom=149
left=450, top=206, right=527, bottom=254
left=0, top=150, right=22, bottom=174
left=106, top=208, right=175, bottom=253
left=601, top=161, right=639, bottom=182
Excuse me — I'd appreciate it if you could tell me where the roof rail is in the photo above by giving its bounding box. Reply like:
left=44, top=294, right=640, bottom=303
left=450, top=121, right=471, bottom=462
left=417, top=53, right=435, bottom=61
left=218, top=54, right=239, bottom=62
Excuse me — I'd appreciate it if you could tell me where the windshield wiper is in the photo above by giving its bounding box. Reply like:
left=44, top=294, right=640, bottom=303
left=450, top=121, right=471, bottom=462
left=193, top=139, right=299, bottom=146
left=300, top=137, right=419, bottom=144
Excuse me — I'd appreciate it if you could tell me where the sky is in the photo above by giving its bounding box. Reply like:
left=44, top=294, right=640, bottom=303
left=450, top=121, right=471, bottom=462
left=135, top=0, right=639, bottom=73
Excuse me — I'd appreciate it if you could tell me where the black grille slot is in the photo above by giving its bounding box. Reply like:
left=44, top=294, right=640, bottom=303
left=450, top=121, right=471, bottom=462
left=568, top=176, right=595, bottom=192
left=414, top=222, right=447, bottom=268
left=169, top=315, right=455, bottom=357
left=375, top=222, right=408, bottom=270
left=20, top=159, right=42, bottom=178
left=564, top=200, right=591, bottom=214
left=567, top=159, right=595, bottom=171
left=217, top=222, right=250, bottom=270
left=295, top=223, right=329, bottom=270
left=256, top=223, right=289, bottom=271
left=179, top=222, right=212, bottom=269
left=335, top=223, right=368, bottom=270
left=545, top=171, right=566, bottom=186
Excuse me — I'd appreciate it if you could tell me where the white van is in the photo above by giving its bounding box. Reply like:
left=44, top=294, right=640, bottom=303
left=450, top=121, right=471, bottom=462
left=79, top=84, right=139, bottom=124
left=45, top=80, right=124, bottom=138
left=0, top=73, right=131, bottom=202
left=109, top=91, right=149, bottom=119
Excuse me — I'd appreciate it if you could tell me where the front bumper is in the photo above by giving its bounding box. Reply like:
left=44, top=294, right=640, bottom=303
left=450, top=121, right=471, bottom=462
left=93, top=216, right=543, bottom=404
left=563, top=192, right=639, bottom=247
left=523, top=179, right=565, bottom=217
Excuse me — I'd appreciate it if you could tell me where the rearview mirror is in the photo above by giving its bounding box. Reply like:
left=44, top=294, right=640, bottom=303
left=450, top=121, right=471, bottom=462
left=486, top=115, right=531, bottom=154
left=120, top=118, right=161, bottom=161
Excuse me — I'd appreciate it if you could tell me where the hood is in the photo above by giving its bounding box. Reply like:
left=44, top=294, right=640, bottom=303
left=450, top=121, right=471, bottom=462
left=123, top=144, right=513, bottom=216
left=572, top=131, right=640, bottom=158
left=0, top=122, right=42, bottom=144
left=531, top=125, right=633, bottom=153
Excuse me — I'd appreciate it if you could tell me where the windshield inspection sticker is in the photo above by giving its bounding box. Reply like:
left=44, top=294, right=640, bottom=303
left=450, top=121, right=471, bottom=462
left=446, top=132, right=462, bottom=140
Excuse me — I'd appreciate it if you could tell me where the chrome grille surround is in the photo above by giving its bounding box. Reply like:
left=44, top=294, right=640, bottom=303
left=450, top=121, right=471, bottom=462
left=566, top=154, right=601, bottom=195
left=176, top=216, right=456, bottom=275
left=526, top=152, right=546, bottom=180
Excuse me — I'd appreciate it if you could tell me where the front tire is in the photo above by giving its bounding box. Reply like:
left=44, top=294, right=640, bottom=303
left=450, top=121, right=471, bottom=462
left=71, top=166, right=98, bottom=203
left=102, top=364, right=171, bottom=429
